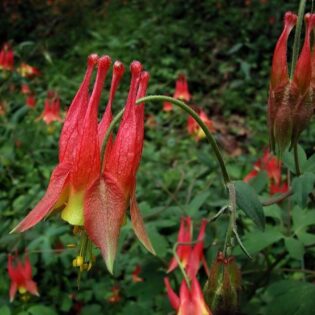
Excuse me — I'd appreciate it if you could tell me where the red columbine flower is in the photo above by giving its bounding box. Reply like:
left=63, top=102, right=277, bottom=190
left=107, top=285, right=122, bottom=303
left=17, top=63, right=40, bottom=78
left=132, top=265, right=144, bottom=283
left=12, top=54, right=154, bottom=273
left=0, top=43, right=14, bottom=71
left=167, top=217, right=192, bottom=273
left=21, top=83, right=31, bottom=95
left=25, top=94, right=36, bottom=108
left=7, top=253, right=39, bottom=302
left=173, top=74, right=191, bottom=102
left=268, top=12, right=315, bottom=155
left=244, top=149, right=288, bottom=195
left=164, top=277, right=212, bottom=315
left=39, top=91, right=63, bottom=124
left=163, top=101, right=173, bottom=112
left=167, top=217, right=208, bottom=278
left=187, top=108, right=215, bottom=141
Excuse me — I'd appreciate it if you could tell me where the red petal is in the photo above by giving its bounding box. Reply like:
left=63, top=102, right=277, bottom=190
left=59, top=54, right=98, bottom=163
left=164, top=277, right=180, bottom=310
left=167, top=217, right=192, bottom=273
left=9, top=282, right=17, bottom=302
left=104, top=61, right=142, bottom=192
left=11, top=162, right=71, bottom=233
left=270, top=12, right=297, bottom=89
left=130, top=189, right=155, bottom=255
left=293, top=14, right=313, bottom=95
left=186, top=219, right=208, bottom=279
left=84, top=175, right=126, bottom=274
left=71, top=56, right=110, bottom=189
left=24, top=280, right=39, bottom=297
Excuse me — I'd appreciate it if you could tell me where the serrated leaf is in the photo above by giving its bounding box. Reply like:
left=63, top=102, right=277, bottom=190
left=265, top=280, right=315, bottom=315
left=292, top=206, right=315, bottom=234
left=292, top=172, right=315, bottom=208
left=284, top=237, right=305, bottom=260
left=234, top=181, right=265, bottom=230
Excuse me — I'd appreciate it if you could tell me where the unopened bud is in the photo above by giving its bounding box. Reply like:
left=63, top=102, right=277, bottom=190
left=204, top=252, right=241, bottom=315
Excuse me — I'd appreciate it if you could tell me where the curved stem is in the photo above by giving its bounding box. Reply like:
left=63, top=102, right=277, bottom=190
left=137, top=95, right=231, bottom=185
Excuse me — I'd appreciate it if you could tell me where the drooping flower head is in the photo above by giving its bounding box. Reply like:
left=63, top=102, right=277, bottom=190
left=0, top=43, right=14, bottom=71
left=163, top=101, right=173, bottom=112
left=164, top=277, right=212, bottom=315
left=12, top=54, right=154, bottom=274
left=7, top=253, right=39, bottom=302
left=39, top=91, right=63, bottom=124
left=187, top=107, right=215, bottom=141
left=268, top=12, right=315, bottom=155
left=174, top=74, right=191, bottom=102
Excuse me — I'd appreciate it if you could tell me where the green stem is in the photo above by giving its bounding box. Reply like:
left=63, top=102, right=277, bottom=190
left=293, top=143, right=301, bottom=175
left=137, top=95, right=231, bottom=185
left=290, top=0, right=306, bottom=79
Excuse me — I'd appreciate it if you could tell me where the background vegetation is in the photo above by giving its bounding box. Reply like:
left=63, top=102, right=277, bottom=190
left=1, top=1, right=315, bottom=314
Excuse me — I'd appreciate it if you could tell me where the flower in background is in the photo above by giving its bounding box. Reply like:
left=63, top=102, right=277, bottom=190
left=244, top=149, right=288, bottom=195
left=0, top=43, right=14, bottom=71
left=25, top=94, right=36, bottom=108
left=0, top=101, right=6, bottom=116
left=132, top=265, right=144, bottom=283
left=17, top=63, right=40, bottom=78
left=167, top=217, right=192, bottom=273
left=12, top=55, right=154, bottom=274
left=7, top=253, right=39, bottom=302
left=187, top=108, right=215, bottom=141
left=38, top=91, right=63, bottom=124
left=21, top=83, right=31, bottom=95
left=165, top=218, right=210, bottom=313
left=163, top=101, right=173, bottom=112
left=164, top=276, right=212, bottom=315
left=174, top=74, right=191, bottom=102
left=107, top=285, right=122, bottom=303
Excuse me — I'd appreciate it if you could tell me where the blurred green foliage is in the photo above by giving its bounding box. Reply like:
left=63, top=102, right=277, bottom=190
left=1, top=0, right=315, bottom=314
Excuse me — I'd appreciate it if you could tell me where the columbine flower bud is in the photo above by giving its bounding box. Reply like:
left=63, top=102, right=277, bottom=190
left=204, top=252, right=241, bottom=315
left=268, top=12, right=315, bottom=156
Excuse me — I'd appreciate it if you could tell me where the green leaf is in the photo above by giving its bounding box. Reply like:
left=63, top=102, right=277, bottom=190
left=284, top=237, right=305, bottom=260
left=265, top=280, right=315, bottom=315
left=0, top=306, right=11, bottom=315
left=188, top=190, right=210, bottom=216
left=292, top=172, right=315, bottom=208
left=234, top=181, right=265, bottom=230
left=303, top=153, right=315, bottom=173
left=297, top=232, right=315, bottom=246
left=28, top=306, right=57, bottom=315
left=234, top=227, right=283, bottom=256
left=283, top=145, right=307, bottom=174
left=292, top=206, right=315, bottom=235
